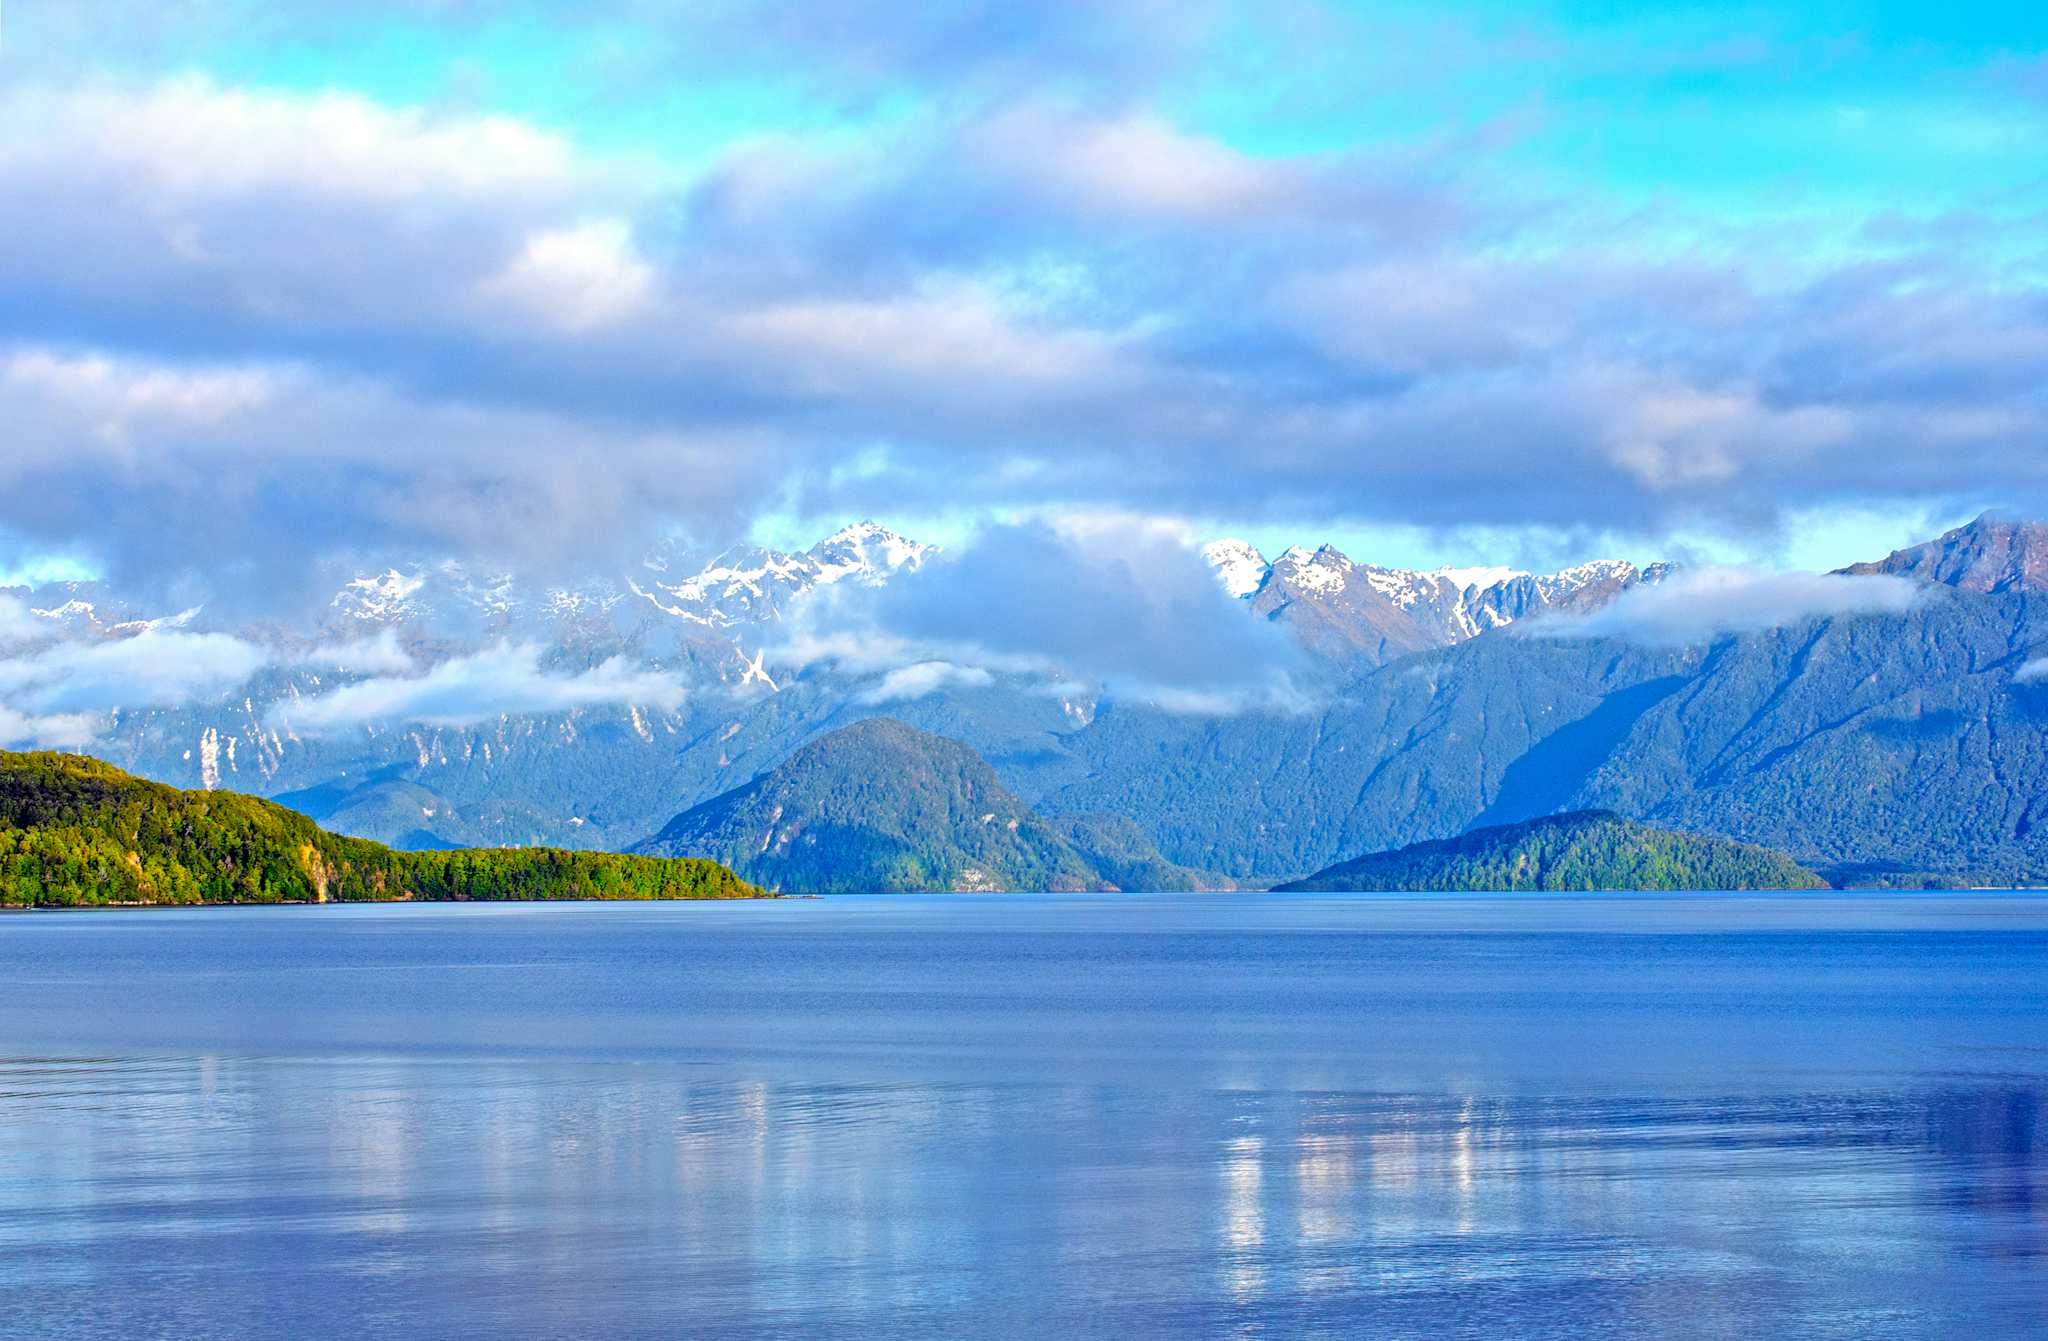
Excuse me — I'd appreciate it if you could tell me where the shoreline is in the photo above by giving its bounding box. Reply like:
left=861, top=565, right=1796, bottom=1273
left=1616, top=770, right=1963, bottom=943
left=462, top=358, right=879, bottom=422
left=1, top=892, right=783, bottom=912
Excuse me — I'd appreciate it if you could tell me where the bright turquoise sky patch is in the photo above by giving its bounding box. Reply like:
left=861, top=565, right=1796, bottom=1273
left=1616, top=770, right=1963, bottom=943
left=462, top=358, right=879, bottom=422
left=30, top=0, right=2044, bottom=259
left=24, top=3, right=924, bottom=169
left=1177, top=0, right=2048, bottom=265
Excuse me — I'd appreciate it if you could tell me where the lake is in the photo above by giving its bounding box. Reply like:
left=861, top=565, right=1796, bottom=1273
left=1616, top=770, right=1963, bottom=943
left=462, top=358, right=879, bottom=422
left=2, top=893, right=2045, bottom=1338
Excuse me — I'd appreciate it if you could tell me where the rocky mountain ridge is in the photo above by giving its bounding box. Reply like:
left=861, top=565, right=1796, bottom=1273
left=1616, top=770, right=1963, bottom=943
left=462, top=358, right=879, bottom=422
left=1203, top=538, right=1671, bottom=664
left=324, top=520, right=934, bottom=634
left=1837, top=514, right=2048, bottom=594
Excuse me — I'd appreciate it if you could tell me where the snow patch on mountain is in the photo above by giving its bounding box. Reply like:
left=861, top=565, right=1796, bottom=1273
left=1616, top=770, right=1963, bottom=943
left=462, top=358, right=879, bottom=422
left=1435, top=565, right=1527, bottom=590
left=1536, top=560, right=1641, bottom=598
left=31, top=598, right=99, bottom=623
left=1201, top=539, right=1268, bottom=598
left=1276, top=546, right=1353, bottom=595
left=333, top=569, right=427, bottom=622
left=635, top=522, right=930, bottom=627
left=809, top=521, right=929, bottom=584
left=1361, top=566, right=1442, bottom=605
left=324, top=521, right=933, bottom=634
left=1208, top=537, right=1667, bottom=656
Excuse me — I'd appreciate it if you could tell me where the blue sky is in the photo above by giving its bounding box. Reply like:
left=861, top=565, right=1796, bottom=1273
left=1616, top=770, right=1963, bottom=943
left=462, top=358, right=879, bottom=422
left=1, top=0, right=2043, bottom=594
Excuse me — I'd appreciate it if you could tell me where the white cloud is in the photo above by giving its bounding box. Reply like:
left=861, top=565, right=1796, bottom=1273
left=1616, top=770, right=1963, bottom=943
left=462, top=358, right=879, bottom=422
left=0, top=599, right=275, bottom=743
left=476, top=218, right=655, bottom=333
left=293, top=629, right=417, bottom=675
left=0, top=629, right=269, bottom=714
left=11, top=76, right=581, bottom=205
left=0, top=342, right=782, bottom=583
left=772, top=520, right=1309, bottom=714
left=729, top=278, right=1123, bottom=393
left=271, top=643, right=686, bottom=734
left=1526, top=566, right=1924, bottom=645
left=3, top=349, right=275, bottom=431
left=0, top=705, right=103, bottom=749
left=858, top=660, right=994, bottom=703
left=974, top=105, right=1290, bottom=220
left=0, top=595, right=43, bottom=643
left=2016, top=658, right=2048, bottom=684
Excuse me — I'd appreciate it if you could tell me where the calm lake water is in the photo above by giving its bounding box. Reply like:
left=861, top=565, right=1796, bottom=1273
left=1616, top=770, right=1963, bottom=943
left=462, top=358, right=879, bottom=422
left=2, top=893, right=2045, bottom=1338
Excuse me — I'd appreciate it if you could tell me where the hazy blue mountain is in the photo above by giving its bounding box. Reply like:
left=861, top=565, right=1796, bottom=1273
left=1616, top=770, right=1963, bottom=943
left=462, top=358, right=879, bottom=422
left=1274, top=810, right=1827, bottom=892
left=1032, top=584, right=2048, bottom=884
left=1047, top=812, right=1235, bottom=893
left=636, top=718, right=1212, bottom=894
left=1028, top=632, right=1692, bottom=881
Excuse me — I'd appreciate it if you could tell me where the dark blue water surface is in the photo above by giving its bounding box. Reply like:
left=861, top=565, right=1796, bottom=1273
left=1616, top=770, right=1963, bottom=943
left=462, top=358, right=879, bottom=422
left=3, top=893, right=2046, bottom=1338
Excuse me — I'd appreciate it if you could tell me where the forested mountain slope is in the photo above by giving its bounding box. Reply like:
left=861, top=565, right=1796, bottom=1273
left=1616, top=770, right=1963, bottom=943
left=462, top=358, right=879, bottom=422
left=636, top=718, right=1218, bottom=894
left=1033, top=588, right=2048, bottom=884
left=1275, top=811, right=1827, bottom=892
left=0, top=751, right=763, bottom=906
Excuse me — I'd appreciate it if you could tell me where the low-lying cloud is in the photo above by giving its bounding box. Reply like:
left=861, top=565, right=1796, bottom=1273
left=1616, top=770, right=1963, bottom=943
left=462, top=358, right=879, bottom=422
left=858, top=660, right=995, bottom=704
left=0, top=623, right=268, bottom=715
left=0, top=605, right=684, bottom=745
left=1526, top=566, right=1925, bottom=645
left=298, top=629, right=419, bottom=676
left=776, top=520, right=1308, bottom=712
left=0, top=705, right=103, bottom=750
left=0, top=598, right=276, bottom=745
left=269, top=643, right=687, bottom=734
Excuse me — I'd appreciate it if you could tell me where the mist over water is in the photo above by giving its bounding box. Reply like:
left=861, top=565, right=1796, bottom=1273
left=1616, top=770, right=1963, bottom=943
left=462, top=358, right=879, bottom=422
left=3, top=895, right=2045, bottom=1338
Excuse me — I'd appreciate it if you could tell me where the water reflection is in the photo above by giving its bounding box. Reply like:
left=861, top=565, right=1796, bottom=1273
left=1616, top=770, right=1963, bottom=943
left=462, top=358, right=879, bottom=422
left=3, top=1058, right=2044, bottom=1339
left=3, top=895, right=2048, bottom=1338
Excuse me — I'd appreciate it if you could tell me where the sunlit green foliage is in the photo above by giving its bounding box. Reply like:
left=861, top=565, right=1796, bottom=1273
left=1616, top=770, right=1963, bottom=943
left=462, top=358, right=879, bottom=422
left=0, top=751, right=765, bottom=905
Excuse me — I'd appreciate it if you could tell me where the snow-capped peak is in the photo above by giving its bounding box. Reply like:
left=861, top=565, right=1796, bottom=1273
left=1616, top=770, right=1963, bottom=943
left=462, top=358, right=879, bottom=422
left=109, top=606, right=202, bottom=636
left=1271, top=544, right=1353, bottom=594
left=1432, top=565, right=1528, bottom=591
left=30, top=598, right=99, bottom=624
left=1201, top=539, right=1268, bottom=598
left=629, top=523, right=933, bottom=628
left=332, top=568, right=427, bottom=622
left=1199, top=533, right=1668, bottom=658
left=1533, top=560, right=1643, bottom=600
left=806, top=521, right=931, bottom=585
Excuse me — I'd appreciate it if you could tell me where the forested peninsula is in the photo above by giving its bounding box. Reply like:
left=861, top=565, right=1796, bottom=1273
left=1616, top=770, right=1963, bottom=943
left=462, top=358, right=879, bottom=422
left=0, top=751, right=766, bottom=906
left=1275, top=811, right=1828, bottom=892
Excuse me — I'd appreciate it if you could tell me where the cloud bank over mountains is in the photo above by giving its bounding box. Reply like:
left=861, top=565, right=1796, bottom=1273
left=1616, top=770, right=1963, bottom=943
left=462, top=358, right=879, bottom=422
left=0, top=500, right=2025, bottom=747
left=1, top=1, right=2044, bottom=611
left=1525, top=568, right=1926, bottom=646
left=776, top=522, right=1309, bottom=712
left=0, top=596, right=690, bottom=748
left=267, top=645, right=689, bottom=736
left=0, top=594, right=267, bottom=746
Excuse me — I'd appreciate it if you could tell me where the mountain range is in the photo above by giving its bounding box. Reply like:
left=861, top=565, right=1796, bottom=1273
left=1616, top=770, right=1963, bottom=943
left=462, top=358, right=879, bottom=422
left=1205, top=538, right=1670, bottom=664
left=11, top=512, right=2048, bottom=887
